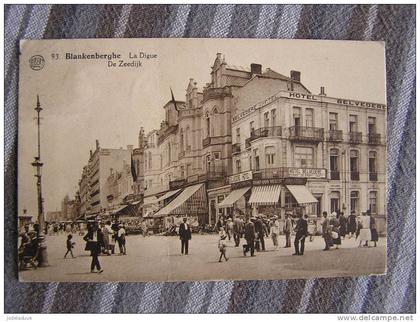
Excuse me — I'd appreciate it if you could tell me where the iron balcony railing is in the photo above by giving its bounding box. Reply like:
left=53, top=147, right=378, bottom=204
left=349, top=132, right=363, bottom=144
left=330, top=171, right=340, bottom=180
left=251, top=167, right=327, bottom=180
left=327, top=130, right=343, bottom=142
left=289, top=126, right=324, bottom=142
left=249, top=126, right=282, bottom=142
left=351, top=171, right=360, bottom=181
left=368, top=133, right=381, bottom=145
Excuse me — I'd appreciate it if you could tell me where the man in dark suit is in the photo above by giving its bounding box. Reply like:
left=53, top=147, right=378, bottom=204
left=243, top=217, right=256, bottom=257
left=254, top=215, right=267, bottom=251
left=293, top=213, right=308, bottom=255
left=83, top=222, right=104, bottom=273
left=179, top=217, right=191, bottom=255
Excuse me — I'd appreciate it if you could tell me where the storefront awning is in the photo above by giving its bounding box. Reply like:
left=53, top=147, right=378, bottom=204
left=153, top=183, right=207, bottom=217
left=155, top=189, right=182, bottom=203
left=217, top=187, right=251, bottom=208
left=249, top=185, right=281, bottom=205
left=286, top=185, right=318, bottom=204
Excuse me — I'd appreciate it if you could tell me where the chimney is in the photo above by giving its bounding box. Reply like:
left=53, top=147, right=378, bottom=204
left=290, top=70, right=301, bottom=82
left=319, top=86, right=326, bottom=96
left=251, top=63, right=262, bottom=75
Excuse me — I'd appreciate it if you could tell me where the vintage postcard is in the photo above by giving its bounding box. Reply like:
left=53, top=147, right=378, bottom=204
left=18, top=38, right=387, bottom=282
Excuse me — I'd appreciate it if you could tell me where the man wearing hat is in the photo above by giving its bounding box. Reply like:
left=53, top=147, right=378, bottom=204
left=179, top=217, right=192, bottom=255
left=293, top=213, right=308, bottom=255
left=243, top=217, right=256, bottom=256
left=283, top=212, right=292, bottom=248
left=254, top=214, right=267, bottom=252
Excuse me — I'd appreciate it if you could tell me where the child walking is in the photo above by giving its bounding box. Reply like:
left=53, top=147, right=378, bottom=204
left=218, top=228, right=229, bottom=262
left=64, top=234, right=76, bottom=258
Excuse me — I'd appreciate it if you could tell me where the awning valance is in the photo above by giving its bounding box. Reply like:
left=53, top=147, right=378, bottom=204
left=217, top=187, right=251, bottom=208
left=248, top=185, right=281, bottom=205
left=155, top=189, right=182, bottom=203
left=153, top=183, right=207, bottom=217
left=286, top=185, right=318, bottom=204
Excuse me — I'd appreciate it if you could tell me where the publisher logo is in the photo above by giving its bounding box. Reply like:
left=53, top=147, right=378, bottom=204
left=29, top=55, right=45, bottom=71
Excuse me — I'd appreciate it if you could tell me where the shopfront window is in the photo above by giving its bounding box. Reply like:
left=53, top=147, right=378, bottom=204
left=294, top=146, right=314, bottom=168
left=350, top=191, right=359, bottom=213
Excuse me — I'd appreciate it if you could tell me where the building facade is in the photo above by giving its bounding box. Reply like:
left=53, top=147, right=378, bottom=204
left=228, top=86, right=386, bottom=231
left=77, top=140, right=132, bottom=218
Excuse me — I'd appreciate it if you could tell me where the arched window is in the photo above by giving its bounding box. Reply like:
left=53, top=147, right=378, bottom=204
left=330, top=191, right=340, bottom=213
left=369, top=151, right=377, bottom=181
left=330, top=148, right=340, bottom=180
left=350, top=150, right=359, bottom=181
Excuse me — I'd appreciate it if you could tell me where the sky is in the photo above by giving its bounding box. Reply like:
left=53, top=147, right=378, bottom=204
left=18, top=38, right=386, bottom=217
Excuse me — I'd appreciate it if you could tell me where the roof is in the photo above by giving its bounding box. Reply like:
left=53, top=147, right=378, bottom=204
left=226, top=64, right=251, bottom=72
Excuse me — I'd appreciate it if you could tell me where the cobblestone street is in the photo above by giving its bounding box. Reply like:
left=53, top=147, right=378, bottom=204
left=20, top=233, right=386, bottom=282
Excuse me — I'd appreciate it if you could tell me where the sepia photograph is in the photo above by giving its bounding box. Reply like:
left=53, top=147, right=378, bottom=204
left=18, top=38, right=387, bottom=282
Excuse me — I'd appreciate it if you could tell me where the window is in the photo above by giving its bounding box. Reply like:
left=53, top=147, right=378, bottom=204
left=180, top=128, right=184, bottom=152
left=349, top=115, right=358, bottom=132
left=271, top=109, right=276, bottom=127
left=236, top=128, right=240, bottom=143
left=330, top=149, right=339, bottom=180
left=168, top=143, right=172, bottom=163
left=369, top=151, right=377, bottom=181
left=185, top=127, right=190, bottom=150
left=213, top=152, right=220, bottom=160
left=236, top=159, right=241, bottom=173
left=293, top=107, right=301, bottom=127
left=350, top=191, right=359, bottom=213
left=250, top=121, right=255, bottom=135
left=265, top=146, right=275, bottom=166
left=350, top=150, right=359, bottom=180
left=329, top=113, right=338, bottom=130
left=180, top=166, right=185, bottom=178
left=368, top=117, right=376, bottom=135
left=206, top=113, right=210, bottom=137
left=186, top=164, right=191, bottom=177
left=294, top=146, right=314, bottom=168
left=305, top=108, right=314, bottom=127
left=369, top=191, right=377, bottom=214
left=253, top=149, right=260, bottom=171
left=264, top=112, right=269, bottom=127
left=330, top=191, right=340, bottom=213
left=148, top=152, right=152, bottom=168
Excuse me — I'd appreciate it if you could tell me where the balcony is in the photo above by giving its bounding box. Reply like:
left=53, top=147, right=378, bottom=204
left=252, top=167, right=327, bottom=180
left=327, top=130, right=343, bottom=142
left=198, top=171, right=227, bottom=182
left=368, top=133, right=381, bottom=145
left=330, top=171, right=340, bottom=180
left=351, top=171, right=360, bottom=181
left=289, top=126, right=324, bottom=142
left=202, top=136, right=230, bottom=148
left=202, top=87, right=232, bottom=102
left=245, top=137, right=252, bottom=149
left=249, top=126, right=282, bottom=142
left=349, top=132, right=362, bottom=144
left=232, top=143, right=241, bottom=154
left=369, top=172, right=378, bottom=181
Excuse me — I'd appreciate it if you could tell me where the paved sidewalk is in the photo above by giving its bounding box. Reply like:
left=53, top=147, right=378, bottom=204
left=20, top=233, right=386, bottom=282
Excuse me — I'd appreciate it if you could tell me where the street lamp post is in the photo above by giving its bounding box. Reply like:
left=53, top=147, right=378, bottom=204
left=32, top=95, right=49, bottom=267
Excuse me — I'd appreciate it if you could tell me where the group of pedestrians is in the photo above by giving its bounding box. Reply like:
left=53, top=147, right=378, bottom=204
left=321, top=209, right=379, bottom=251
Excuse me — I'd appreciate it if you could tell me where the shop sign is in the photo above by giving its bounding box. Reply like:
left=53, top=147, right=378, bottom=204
left=229, top=171, right=253, bottom=184
left=287, top=168, right=326, bottom=179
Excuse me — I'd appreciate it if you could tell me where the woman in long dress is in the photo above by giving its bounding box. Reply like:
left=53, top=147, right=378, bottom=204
left=368, top=211, right=378, bottom=247
left=347, top=210, right=357, bottom=238
left=358, top=211, right=371, bottom=247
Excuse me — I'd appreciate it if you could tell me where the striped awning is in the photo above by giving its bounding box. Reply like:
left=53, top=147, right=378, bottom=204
left=286, top=185, right=318, bottom=204
left=153, top=183, right=207, bottom=217
left=217, top=187, right=251, bottom=208
left=248, top=185, right=282, bottom=205
left=155, top=189, right=182, bottom=203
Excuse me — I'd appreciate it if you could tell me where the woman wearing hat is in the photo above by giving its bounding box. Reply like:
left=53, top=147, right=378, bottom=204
left=270, top=216, right=280, bottom=250
left=358, top=211, right=371, bottom=247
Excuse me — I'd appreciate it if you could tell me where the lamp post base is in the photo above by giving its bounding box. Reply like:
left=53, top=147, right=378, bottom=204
left=37, top=234, right=49, bottom=267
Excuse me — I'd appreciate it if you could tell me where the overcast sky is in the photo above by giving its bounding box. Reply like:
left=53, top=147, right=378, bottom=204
left=18, top=38, right=386, bottom=216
